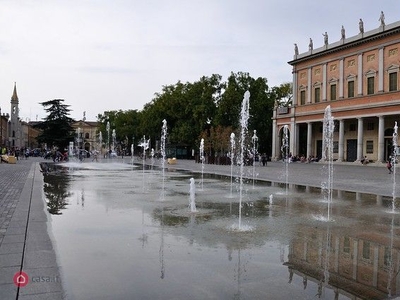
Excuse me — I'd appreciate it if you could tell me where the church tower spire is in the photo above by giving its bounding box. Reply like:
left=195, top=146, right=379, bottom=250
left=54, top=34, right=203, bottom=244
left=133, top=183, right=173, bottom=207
left=11, top=82, right=19, bottom=104
left=10, top=82, right=20, bottom=148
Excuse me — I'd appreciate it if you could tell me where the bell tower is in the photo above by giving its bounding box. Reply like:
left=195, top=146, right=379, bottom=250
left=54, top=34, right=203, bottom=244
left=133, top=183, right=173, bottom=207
left=10, top=82, right=20, bottom=147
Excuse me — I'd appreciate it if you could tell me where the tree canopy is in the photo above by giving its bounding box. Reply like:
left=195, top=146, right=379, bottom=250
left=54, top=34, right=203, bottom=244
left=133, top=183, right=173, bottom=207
left=34, top=99, right=75, bottom=150
left=96, top=73, right=292, bottom=156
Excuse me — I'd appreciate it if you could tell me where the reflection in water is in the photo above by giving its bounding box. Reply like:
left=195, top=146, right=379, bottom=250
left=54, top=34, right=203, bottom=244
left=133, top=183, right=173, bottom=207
left=139, top=208, right=148, bottom=248
left=387, top=212, right=398, bottom=297
left=286, top=218, right=400, bottom=299
left=42, top=166, right=72, bottom=215
left=81, top=188, right=85, bottom=208
left=234, top=249, right=242, bottom=300
left=43, top=163, right=400, bottom=299
left=159, top=208, right=165, bottom=279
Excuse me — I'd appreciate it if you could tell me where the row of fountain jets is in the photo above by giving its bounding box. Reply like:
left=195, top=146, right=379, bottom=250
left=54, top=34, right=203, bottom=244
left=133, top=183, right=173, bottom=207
left=92, top=91, right=398, bottom=229
left=191, top=91, right=399, bottom=229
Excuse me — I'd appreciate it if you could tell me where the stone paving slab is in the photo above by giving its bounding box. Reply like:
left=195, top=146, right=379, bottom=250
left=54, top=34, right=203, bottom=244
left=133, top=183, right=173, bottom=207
left=0, top=283, right=18, bottom=300
left=0, top=158, right=65, bottom=299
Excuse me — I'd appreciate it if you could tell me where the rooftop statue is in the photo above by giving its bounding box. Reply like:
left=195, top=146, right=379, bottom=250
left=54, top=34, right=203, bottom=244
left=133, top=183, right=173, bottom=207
left=322, top=32, right=328, bottom=46
left=294, top=43, right=299, bottom=56
left=379, top=11, right=385, bottom=26
left=359, top=18, right=364, bottom=34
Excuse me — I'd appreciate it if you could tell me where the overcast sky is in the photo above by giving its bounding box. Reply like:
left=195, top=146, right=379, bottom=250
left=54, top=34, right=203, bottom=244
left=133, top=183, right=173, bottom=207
left=0, top=0, right=398, bottom=121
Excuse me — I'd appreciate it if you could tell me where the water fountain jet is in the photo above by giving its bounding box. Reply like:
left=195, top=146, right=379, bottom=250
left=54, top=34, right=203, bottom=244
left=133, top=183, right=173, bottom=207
left=199, top=138, right=205, bottom=191
left=229, top=133, right=236, bottom=198
left=160, top=119, right=167, bottom=200
left=251, top=130, right=258, bottom=188
left=189, top=178, right=197, bottom=212
left=281, top=125, right=289, bottom=195
left=238, top=91, right=250, bottom=230
left=322, top=105, right=334, bottom=221
left=106, top=121, right=110, bottom=156
left=391, top=121, right=398, bottom=213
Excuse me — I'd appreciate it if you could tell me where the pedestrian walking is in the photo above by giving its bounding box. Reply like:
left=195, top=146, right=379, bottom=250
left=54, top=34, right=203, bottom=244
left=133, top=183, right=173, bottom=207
left=387, top=160, right=393, bottom=174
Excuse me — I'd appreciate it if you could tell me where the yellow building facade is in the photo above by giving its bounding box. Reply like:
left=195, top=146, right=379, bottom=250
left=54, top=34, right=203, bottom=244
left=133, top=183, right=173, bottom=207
left=272, top=18, right=400, bottom=163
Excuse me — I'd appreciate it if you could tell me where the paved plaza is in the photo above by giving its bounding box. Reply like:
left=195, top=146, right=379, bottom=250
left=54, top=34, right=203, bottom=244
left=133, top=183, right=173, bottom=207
left=0, top=157, right=397, bottom=299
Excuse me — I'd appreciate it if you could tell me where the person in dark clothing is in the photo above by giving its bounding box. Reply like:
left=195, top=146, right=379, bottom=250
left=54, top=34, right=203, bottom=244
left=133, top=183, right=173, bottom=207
left=387, top=160, right=393, bottom=174
left=261, top=153, right=267, bottom=166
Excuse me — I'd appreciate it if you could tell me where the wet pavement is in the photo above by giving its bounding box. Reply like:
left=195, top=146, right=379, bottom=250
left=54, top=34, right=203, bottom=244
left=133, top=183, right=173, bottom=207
left=0, top=156, right=397, bottom=299
left=164, top=159, right=398, bottom=198
left=0, top=157, right=63, bottom=300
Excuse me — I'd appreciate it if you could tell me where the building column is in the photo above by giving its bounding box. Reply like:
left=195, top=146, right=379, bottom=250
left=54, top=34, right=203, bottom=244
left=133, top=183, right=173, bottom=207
left=292, top=70, right=298, bottom=106
left=338, top=119, right=345, bottom=162
left=307, top=122, right=312, bottom=158
left=272, top=118, right=277, bottom=160
left=357, top=117, right=364, bottom=161
left=378, top=115, right=385, bottom=162
left=339, top=59, right=344, bottom=99
left=322, top=63, right=327, bottom=101
left=335, top=237, right=340, bottom=272
left=358, top=54, right=363, bottom=95
left=353, top=240, right=358, bottom=280
left=373, top=245, right=379, bottom=287
left=307, top=68, right=312, bottom=103
left=378, top=47, right=384, bottom=92
left=290, top=118, right=296, bottom=156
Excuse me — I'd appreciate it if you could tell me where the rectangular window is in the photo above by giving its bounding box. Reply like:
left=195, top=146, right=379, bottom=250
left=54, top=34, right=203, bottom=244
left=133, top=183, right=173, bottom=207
left=362, top=241, right=370, bottom=260
left=389, top=72, right=398, bottom=91
left=384, top=247, right=391, bottom=267
left=367, top=122, right=374, bottom=130
left=349, top=124, right=356, bottom=131
left=367, top=77, right=375, bottom=95
left=333, top=141, right=338, bottom=153
left=330, top=84, right=337, bottom=100
left=348, top=81, right=354, bottom=97
left=334, top=120, right=339, bottom=132
left=300, top=90, right=305, bottom=105
left=315, top=87, right=320, bottom=103
left=366, top=140, right=373, bottom=154
left=343, top=237, right=350, bottom=253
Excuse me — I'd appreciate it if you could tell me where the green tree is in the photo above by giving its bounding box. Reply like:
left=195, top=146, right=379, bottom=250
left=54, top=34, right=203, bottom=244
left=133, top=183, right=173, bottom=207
left=215, top=72, right=254, bottom=128
left=97, top=110, right=141, bottom=150
left=214, top=72, right=274, bottom=155
left=248, top=77, right=273, bottom=155
left=271, top=82, right=293, bottom=107
left=34, top=99, right=75, bottom=150
left=139, top=75, right=222, bottom=150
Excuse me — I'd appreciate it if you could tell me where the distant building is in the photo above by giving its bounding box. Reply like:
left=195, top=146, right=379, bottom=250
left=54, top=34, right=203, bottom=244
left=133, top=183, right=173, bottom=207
left=0, top=83, right=100, bottom=152
left=71, top=120, right=99, bottom=152
left=273, top=16, right=400, bottom=163
left=8, top=82, right=23, bottom=148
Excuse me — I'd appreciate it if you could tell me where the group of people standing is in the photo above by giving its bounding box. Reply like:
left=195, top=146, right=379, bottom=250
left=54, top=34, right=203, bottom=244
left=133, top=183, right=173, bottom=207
left=1, top=146, right=31, bottom=161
